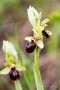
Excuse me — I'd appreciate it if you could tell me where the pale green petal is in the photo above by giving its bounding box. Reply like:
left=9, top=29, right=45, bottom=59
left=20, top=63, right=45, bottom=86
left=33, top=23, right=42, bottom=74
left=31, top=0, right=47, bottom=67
left=16, top=65, right=26, bottom=71
left=25, top=36, right=33, bottom=41
left=37, top=12, right=42, bottom=25
left=0, top=67, right=10, bottom=75
left=36, top=40, right=44, bottom=49
left=3, top=40, right=18, bottom=59
left=32, top=6, right=38, bottom=16
left=39, top=12, right=42, bottom=21
left=27, top=6, right=42, bottom=27
left=46, top=30, right=52, bottom=35
left=41, top=18, right=49, bottom=25
left=27, top=7, right=36, bottom=26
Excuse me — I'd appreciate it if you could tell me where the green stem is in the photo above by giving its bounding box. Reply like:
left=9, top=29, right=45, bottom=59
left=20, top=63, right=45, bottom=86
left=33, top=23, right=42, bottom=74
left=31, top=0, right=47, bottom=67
left=33, top=47, right=44, bottom=90
left=15, top=29, right=34, bottom=90
left=14, top=80, right=23, bottom=90
left=34, top=47, right=40, bottom=67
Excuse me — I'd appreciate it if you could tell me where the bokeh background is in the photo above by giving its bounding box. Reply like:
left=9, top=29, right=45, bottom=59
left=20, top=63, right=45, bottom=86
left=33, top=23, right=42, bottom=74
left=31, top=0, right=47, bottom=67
left=0, top=0, right=60, bottom=90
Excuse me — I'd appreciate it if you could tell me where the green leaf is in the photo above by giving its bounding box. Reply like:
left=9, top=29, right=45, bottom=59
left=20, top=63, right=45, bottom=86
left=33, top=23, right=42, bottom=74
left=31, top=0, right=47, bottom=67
left=0, top=67, right=10, bottom=75
left=23, top=72, right=34, bottom=90
left=15, top=30, right=34, bottom=90
left=14, top=80, right=23, bottom=90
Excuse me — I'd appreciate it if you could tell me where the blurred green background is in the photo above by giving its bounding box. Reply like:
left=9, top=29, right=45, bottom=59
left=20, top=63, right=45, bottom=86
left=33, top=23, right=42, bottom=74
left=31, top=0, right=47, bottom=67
left=0, top=0, right=60, bottom=90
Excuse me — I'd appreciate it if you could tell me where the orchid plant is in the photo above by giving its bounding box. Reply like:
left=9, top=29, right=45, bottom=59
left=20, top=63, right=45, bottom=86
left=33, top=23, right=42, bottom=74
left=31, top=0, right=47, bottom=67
left=0, top=40, right=26, bottom=90
left=25, top=6, right=52, bottom=90
left=0, top=6, right=52, bottom=90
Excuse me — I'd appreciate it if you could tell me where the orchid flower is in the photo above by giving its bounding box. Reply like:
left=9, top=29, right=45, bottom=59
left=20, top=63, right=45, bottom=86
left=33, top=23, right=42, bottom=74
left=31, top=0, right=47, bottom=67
left=0, top=40, right=26, bottom=80
left=25, top=6, right=52, bottom=53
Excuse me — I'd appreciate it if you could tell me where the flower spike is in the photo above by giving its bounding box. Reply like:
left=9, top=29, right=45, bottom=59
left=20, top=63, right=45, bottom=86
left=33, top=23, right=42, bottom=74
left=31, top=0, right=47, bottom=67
left=0, top=40, right=26, bottom=81
left=25, top=6, right=52, bottom=53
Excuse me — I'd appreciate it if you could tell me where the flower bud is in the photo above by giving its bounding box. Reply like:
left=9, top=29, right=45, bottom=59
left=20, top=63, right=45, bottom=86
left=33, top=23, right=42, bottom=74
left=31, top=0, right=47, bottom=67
left=26, top=40, right=36, bottom=53
left=9, top=68, right=20, bottom=80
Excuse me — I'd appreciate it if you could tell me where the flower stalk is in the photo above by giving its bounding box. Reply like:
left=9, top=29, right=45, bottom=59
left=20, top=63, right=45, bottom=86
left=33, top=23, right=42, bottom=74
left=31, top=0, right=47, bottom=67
left=15, top=80, right=23, bottom=90
left=33, top=47, right=44, bottom=90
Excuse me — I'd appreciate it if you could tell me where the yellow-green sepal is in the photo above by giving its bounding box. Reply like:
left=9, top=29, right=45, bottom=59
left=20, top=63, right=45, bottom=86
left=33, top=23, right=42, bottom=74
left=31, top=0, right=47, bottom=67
left=16, top=65, right=26, bottom=71
left=41, top=18, right=49, bottom=26
left=25, top=36, right=33, bottom=42
left=0, top=67, right=10, bottom=75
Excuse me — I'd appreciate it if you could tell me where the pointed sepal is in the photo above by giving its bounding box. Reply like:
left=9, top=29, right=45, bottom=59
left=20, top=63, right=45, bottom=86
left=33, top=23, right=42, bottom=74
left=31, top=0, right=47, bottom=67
left=0, top=67, right=10, bottom=75
left=16, top=65, right=26, bottom=71
left=41, top=18, right=49, bottom=26
left=36, top=40, right=44, bottom=49
left=25, top=36, right=33, bottom=42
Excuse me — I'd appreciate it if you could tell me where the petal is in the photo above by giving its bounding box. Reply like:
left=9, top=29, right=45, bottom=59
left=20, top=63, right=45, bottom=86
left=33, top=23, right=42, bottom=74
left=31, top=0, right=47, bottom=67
left=39, top=12, right=42, bottom=21
left=41, top=18, right=49, bottom=26
left=16, top=65, right=26, bottom=71
left=2, top=40, right=18, bottom=59
left=25, top=36, right=33, bottom=42
left=32, top=6, right=38, bottom=16
left=8, top=42, right=18, bottom=59
left=27, top=8, right=36, bottom=26
left=46, top=30, right=52, bottom=36
left=37, top=12, right=42, bottom=25
left=27, top=6, right=41, bottom=27
left=36, top=40, right=44, bottom=49
left=0, top=67, right=10, bottom=75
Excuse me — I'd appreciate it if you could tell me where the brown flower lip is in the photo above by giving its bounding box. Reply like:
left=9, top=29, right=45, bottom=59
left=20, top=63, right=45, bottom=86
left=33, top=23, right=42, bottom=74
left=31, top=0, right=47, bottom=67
left=26, top=40, right=36, bottom=53
left=9, top=67, right=20, bottom=80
